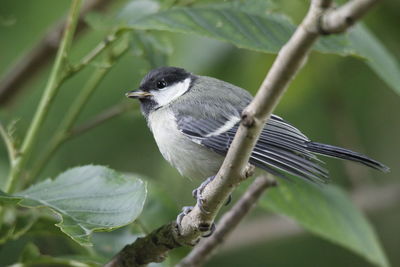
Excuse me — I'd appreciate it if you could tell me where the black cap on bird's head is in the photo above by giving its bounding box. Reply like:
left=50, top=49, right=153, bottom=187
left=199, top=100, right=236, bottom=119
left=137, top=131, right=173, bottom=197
left=126, top=67, right=191, bottom=99
left=126, top=67, right=193, bottom=116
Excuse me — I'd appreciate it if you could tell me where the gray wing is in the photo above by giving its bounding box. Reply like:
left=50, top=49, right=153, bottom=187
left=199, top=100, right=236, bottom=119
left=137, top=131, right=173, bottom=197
left=174, top=76, right=387, bottom=181
left=173, top=75, right=328, bottom=183
left=177, top=113, right=329, bottom=184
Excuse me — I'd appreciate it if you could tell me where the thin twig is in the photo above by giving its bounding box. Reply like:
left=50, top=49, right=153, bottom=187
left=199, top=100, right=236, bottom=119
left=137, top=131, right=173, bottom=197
left=5, top=0, right=83, bottom=193
left=0, top=121, right=16, bottom=166
left=105, top=0, right=382, bottom=265
left=321, top=0, right=382, bottom=33
left=177, top=175, right=277, bottom=267
left=67, top=29, right=126, bottom=77
left=70, top=102, right=136, bottom=138
left=0, top=0, right=115, bottom=105
left=27, top=43, right=130, bottom=182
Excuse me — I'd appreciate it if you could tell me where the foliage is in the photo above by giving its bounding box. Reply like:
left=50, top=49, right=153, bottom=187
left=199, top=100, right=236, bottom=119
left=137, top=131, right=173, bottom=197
left=0, top=0, right=398, bottom=266
left=260, top=179, right=388, bottom=267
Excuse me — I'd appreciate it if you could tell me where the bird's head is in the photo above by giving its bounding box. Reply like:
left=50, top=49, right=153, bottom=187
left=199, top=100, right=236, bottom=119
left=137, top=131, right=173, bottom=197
left=126, top=66, right=193, bottom=115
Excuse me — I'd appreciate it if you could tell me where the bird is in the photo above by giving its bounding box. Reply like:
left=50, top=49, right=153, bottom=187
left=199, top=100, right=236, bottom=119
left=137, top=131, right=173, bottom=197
left=126, top=66, right=389, bottom=232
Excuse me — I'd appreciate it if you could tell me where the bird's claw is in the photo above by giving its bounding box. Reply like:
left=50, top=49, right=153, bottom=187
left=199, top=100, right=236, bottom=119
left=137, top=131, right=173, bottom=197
left=199, top=222, right=216, bottom=237
left=176, top=206, right=216, bottom=238
left=176, top=206, right=193, bottom=234
left=192, top=176, right=216, bottom=214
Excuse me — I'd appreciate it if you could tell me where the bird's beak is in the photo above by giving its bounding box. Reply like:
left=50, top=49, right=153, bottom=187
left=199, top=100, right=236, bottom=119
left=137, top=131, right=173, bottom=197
left=125, top=90, right=153, bottom=99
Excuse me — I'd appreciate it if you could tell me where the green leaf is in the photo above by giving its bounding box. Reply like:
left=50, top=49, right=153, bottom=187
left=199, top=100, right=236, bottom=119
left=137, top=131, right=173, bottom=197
left=131, top=32, right=172, bottom=68
left=349, top=24, right=400, bottom=95
left=117, top=1, right=400, bottom=94
left=0, top=190, right=22, bottom=204
left=117, top=0, right=160, bottom=22
left=9, top=165, right=146, bottom=246
left=124, top=5, right=294, bottom=53
left=259, top=180, right=389, bottom=267
left=85, top=0, right=160, bottom=32
left=19, top=242, right=41, bottom=262
left=121, top=3, right=356, bottom=55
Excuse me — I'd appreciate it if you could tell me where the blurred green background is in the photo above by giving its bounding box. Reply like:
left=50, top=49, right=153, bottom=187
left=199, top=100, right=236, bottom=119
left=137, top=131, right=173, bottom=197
left=0, top=0, right=399, bottom=266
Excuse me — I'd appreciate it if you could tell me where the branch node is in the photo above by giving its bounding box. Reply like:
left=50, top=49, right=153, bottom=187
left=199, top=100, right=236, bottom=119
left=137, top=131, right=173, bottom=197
left=243, top=164, right=255, bottom=179
left=241, top=110, right=255, bottom=128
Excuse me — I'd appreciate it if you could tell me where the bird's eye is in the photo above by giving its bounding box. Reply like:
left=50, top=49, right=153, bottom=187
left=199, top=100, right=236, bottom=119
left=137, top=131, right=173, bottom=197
left=156, top=80, right=167, bottom=89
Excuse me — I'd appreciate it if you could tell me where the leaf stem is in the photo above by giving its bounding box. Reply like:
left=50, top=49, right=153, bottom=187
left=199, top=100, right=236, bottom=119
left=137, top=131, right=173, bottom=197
left=4, top=0, right=83, bottom=193
left=0, top=121, right=16, bottom=167
left=70, top=101, right=137, bottom=138
left=67, top=29, right=124, bottom=76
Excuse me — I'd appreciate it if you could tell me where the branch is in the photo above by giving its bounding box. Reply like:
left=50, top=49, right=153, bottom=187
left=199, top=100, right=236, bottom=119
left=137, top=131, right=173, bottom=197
left=106, top=0, right=381, bottom=265
left=70, top=102, right=136, bottom=138
left=0, top=0, right=114, bottom=106
left=320, top=0, right=382, bottom=34
left=177, top=175, right=277, bottom=267
left=5, top=0, right=83, bottom=193
left=27, top=42, right=130, bottom=183
left=0, top=121, right=16, bottom=166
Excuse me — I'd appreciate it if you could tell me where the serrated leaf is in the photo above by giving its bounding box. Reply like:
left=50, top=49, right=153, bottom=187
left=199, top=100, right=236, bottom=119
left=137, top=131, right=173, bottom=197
left=122, top=4, right=356, bottom=55
left=117, top=1, right=399, bottom=94
left=349, top=24, right=400, bottom=95
left=9, top=165, right=146, bottom=246
left=259, top=180, right=389, bottom=267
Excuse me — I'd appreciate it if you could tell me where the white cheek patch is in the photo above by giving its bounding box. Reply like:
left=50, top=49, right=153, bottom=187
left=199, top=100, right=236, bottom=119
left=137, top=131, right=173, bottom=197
left=152, top=78, right=191, bottom=107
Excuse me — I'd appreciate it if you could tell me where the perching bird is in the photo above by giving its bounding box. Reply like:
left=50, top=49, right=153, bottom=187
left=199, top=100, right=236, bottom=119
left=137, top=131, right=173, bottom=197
left=126, top=66, right=389, bottom=229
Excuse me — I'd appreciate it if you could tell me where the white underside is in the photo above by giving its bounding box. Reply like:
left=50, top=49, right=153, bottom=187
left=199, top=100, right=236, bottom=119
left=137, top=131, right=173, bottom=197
left=149, top=108, right=223, bottom=180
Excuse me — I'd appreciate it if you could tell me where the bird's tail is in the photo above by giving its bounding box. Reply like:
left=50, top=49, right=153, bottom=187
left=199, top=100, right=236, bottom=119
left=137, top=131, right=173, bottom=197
left=306, top=142, right=390, bottom=173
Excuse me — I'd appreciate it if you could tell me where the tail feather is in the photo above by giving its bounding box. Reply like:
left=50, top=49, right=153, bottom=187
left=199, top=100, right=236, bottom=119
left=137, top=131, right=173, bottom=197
left=306, top=142, right=390, bottom=173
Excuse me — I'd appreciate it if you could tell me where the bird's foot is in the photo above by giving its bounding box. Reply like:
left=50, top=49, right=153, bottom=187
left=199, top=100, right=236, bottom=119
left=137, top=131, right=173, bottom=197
left=192, top=176, right=232, bottom=211
left=176, top=206, right=193, bottom=234
left=176, top=206, right=216, bottom=238
left=192, top=176, right=216, bottom=214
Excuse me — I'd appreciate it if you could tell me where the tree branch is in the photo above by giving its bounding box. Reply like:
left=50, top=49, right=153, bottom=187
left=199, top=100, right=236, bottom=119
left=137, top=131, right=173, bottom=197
left=27, top=39, right=130, bottom=183
left=320, top=0, right=382, bottom=34
left=0, top=0, right=114, bottom=106
left=177, top=175, right=277, bottom=267
left=106, top=0, right=382, bottom=265
left=70, top=102, right=137, bottom=138
left=0, top=121, right=16, bottom=166
left=5, top=0, right=83, bottom=193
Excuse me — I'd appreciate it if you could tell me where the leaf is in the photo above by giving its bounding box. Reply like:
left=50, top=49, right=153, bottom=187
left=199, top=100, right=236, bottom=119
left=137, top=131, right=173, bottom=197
left=131, top=32, right=172, bottom=68
left=3, top=165, right=147, bottom=246
left=0, top=190, right=22, bottom=204
left=117, top=0, right=160, bottom=22
left=124, top=5, right=294, bottom=53
left=349, top=24, right=400, bottom=95
left=19, top=242, right=41, bottom=262
left=121, top=3, right=357, bottom=55
left=117, top=0, right=400, bottom=94
left=259, top=180, right=389, bottom=267
left=85, top=0, right=160, bottom=32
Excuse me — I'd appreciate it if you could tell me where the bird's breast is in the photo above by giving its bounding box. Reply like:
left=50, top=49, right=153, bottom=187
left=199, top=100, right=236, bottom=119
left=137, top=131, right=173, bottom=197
left=148, top=108, right=223, bottom=180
